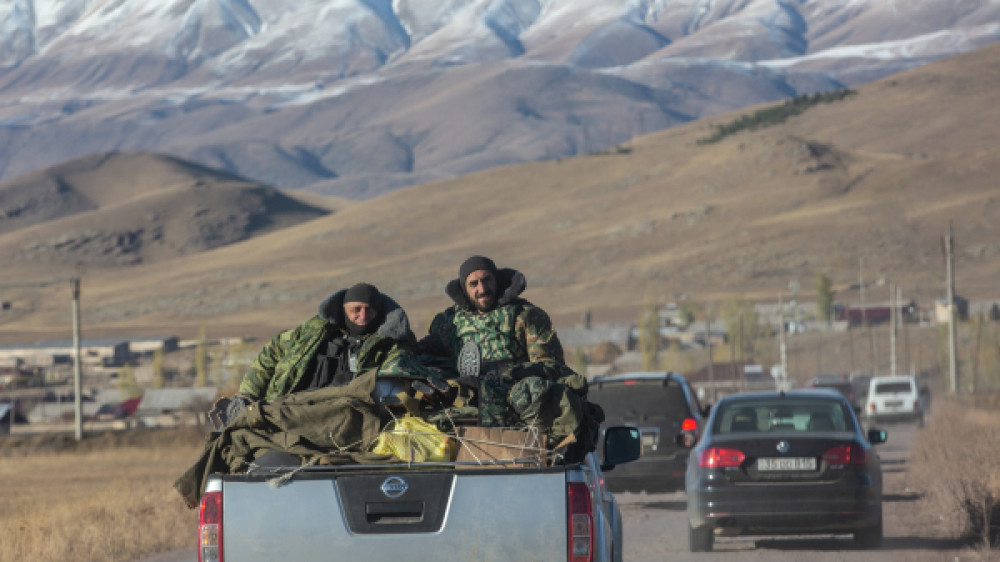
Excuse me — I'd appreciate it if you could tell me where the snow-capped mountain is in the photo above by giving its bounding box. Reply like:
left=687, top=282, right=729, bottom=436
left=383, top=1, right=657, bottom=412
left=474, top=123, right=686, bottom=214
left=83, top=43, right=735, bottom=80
left=0, top=0, right=998, bottom=197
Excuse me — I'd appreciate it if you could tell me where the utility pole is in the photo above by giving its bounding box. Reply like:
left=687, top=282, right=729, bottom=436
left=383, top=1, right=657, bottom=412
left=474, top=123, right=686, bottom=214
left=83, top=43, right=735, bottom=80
left=848, top=323, right=856, bottom=373
left=860, top=258, right=877, bottom=376
left=730, top=317, right=738, bottom=390
left=816, top=326, right=823, bottom=376
left=71, top=263, right=84, bottom=441
left=778, top=293, right=788, bottom=390
left=706, top=306, right=716, bottom=403
left=889, top=283, right=897, bottom=376
left=972, top=313, right=983, bottom=394
left=944, top=224, right=959, bottom=393
left=901, top=286, right=911, bottom=375
left=739, top=312, right=746, bottom=391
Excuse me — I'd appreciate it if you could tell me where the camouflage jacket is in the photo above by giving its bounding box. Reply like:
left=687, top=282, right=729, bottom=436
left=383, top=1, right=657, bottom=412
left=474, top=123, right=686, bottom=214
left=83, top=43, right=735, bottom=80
left=420, top=268, right=582, bottom=389
left=239, top=289, right=430, bottom=401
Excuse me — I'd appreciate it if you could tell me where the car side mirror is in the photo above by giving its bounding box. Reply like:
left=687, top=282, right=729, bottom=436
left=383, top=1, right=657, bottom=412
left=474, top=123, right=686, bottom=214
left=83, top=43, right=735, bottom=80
left=601, top=425, right=641, bottom=471
left=867, top=428, right=887, bottom=445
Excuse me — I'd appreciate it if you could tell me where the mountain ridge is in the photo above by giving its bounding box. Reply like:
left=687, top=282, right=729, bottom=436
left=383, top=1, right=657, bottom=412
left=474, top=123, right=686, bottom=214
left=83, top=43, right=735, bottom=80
left=1, top=0, right=997, bottom=197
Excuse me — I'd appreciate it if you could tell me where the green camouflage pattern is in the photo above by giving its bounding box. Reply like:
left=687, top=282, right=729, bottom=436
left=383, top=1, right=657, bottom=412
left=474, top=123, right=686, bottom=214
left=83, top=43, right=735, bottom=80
left=427, top=300, right=555, bottom=364
left=507, top=375, right=603, bottom=463
left=478, top=372, right=516, bottom=427
left=239, top=315, right=435, bottom=401
left=421, top=299, right=589, bottom=426
left=508, top=376, right=580, bottom=444
left=423, top=299, right=583, bottom=386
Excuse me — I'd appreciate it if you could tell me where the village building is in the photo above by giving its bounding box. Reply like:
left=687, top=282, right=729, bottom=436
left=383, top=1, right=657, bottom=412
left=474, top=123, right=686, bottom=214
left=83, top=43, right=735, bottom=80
left=129, top=335, right=180, bottom=356
left=935, top=295, right=969, bottom=323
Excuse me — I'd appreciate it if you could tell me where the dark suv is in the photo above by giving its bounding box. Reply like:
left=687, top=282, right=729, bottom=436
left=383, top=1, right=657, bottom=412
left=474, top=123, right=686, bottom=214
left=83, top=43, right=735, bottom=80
left=589, top=371, right=706, bottom=492
left=809, top=375, right=862, bottom=412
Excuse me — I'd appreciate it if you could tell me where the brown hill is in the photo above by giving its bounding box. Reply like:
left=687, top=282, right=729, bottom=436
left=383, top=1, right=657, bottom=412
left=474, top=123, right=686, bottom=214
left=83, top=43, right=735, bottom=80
left=1, top=44, right=998, bottom=344
left=0, top=152, right=345, bottom=267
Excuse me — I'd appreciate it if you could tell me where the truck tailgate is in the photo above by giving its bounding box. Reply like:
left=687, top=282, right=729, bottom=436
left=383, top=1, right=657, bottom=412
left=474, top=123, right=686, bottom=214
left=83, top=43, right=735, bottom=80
left=222, top=469, right=569, bottom=561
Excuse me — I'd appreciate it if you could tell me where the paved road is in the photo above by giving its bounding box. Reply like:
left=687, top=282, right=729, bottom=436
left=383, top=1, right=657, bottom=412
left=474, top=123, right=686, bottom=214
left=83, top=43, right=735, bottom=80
left=617, top=421, right=977, bottom=561
left=143, top=422, right=978, bottom=562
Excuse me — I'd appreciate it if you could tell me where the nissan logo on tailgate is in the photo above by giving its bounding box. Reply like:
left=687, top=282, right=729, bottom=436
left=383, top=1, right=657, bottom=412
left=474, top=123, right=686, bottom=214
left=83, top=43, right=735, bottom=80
left=380, top=476, right=408, bottom=498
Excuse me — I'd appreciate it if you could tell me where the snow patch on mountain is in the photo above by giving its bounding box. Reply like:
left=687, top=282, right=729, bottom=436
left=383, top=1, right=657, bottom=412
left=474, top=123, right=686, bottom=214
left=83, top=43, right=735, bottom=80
left=761, top=23, right=1000, bottom=68
left=0, top=0, right=36, bottom=66
left=0, top=0, right=999, bottom=196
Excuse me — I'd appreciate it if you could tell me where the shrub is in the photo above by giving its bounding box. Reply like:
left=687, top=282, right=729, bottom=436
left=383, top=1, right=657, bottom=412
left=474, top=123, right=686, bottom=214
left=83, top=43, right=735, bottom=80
left=698, top=89, right=856, bottom=144
left=909, top=397, right=1000, bottom=548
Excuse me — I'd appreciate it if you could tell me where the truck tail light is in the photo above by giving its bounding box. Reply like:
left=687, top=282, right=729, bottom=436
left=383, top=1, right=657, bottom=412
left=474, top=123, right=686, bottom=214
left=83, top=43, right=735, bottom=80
left=681, top=417, right=697, bottom=432
left=698, top=447, right=745, bottom=468
left=567, top=482, right=593, bottom=562
left=822, top=444, right=868, bottom=466
left=198, top=491, right=223, bottom=562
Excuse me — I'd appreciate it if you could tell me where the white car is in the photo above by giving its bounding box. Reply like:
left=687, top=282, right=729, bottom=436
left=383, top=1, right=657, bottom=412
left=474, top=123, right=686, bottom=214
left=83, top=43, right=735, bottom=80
left=864, top=375, right=925, bottom=426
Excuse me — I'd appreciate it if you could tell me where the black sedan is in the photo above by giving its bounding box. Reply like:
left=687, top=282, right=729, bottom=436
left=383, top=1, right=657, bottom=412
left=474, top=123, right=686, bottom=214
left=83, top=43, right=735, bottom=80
left=684, top=389, right=887, bottom=552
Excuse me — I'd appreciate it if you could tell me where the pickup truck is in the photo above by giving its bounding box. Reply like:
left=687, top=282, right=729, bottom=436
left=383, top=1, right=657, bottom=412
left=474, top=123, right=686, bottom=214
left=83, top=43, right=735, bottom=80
left=196, top=425, right=641, bottom=562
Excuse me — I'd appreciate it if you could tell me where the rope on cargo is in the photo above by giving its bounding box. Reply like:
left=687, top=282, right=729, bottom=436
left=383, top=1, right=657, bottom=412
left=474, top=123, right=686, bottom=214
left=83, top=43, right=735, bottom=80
left=264, top=456, right=321, bottom=488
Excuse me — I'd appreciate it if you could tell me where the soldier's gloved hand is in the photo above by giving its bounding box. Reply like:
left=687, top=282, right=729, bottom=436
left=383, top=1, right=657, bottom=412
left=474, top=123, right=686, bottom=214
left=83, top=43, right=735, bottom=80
left=226, top=393, right=254, bottom=425
left=208, top=396, right=231, bottom=430
left=209, top=393, right=254, bottom=430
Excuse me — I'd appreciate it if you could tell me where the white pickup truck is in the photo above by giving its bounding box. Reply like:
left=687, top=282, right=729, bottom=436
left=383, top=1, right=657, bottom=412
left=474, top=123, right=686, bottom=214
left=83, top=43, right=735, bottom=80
left=196, top=425, right=640, bottom=562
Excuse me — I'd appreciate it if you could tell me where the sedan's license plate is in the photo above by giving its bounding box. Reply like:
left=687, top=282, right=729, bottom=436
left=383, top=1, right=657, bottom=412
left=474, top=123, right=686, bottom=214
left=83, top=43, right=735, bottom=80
left=757, top=457, right=817, bottom=471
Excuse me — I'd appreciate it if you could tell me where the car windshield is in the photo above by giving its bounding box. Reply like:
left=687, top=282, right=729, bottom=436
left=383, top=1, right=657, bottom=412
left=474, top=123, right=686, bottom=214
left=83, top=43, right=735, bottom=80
left=713, top=398, right=854, bottom=434
left=815, top=382, right=851, bottom=394
left=589, top=378, right=696, bottom=419
left=874, top=381, right=912, bottom=394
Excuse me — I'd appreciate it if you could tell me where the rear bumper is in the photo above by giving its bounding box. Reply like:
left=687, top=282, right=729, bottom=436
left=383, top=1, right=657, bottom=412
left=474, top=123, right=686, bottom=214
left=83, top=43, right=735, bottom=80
left=695, top=508, right=881, bottom=535
left=865, top=411, right=922, bottom=424
left=605, top=456, right=687, bottom=492
left=687, top=477, right=881, bottom=534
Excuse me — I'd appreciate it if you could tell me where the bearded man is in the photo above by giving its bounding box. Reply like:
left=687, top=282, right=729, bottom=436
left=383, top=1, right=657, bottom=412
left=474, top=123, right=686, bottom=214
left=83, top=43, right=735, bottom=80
left=420, top=256, right=587, bottom=427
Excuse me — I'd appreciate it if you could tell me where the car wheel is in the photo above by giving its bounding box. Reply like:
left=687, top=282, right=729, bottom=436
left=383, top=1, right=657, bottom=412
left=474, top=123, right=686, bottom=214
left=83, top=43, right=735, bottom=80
left=853, top=517, right=883, bottom=549
left=689, top=523, right=713, bottom=552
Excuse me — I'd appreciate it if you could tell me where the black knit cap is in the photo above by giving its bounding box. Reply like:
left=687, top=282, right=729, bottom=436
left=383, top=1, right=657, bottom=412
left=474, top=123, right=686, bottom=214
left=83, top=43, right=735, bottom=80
left=459, top=255, right=497, bottom=282
left=343, top=282, right=381, bottom=309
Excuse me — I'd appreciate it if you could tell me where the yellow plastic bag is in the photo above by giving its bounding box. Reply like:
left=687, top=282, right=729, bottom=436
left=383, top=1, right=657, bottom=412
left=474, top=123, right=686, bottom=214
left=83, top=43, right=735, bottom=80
left=372, top=416, right=458, bottom=462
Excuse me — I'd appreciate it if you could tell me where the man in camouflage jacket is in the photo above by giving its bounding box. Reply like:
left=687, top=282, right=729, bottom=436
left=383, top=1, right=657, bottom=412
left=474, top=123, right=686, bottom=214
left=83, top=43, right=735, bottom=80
left=420, top=256, right=590, bottom=433
left=216, top=283, right=436, bottom=430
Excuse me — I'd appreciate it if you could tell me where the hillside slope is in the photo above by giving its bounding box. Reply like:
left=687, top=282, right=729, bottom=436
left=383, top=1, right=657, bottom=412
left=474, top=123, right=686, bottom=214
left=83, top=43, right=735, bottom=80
left=0, top=44, right=997, bottom=343
left=0, top=152, right=340, bottom=266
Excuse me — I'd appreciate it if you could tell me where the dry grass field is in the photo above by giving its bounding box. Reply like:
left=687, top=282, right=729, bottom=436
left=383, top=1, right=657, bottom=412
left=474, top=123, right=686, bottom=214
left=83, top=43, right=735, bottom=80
left=910, top=396, right=1000, bottom=549
left=0, top=429, right=204, bottom=562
